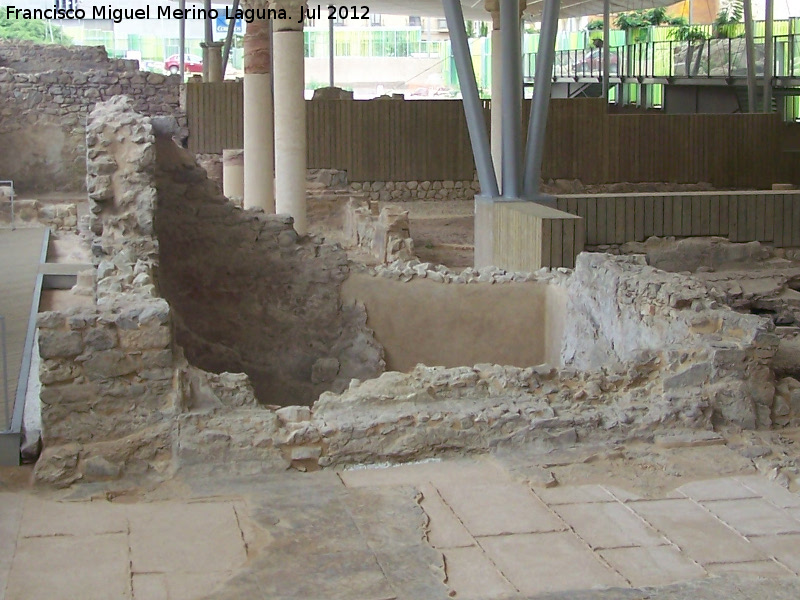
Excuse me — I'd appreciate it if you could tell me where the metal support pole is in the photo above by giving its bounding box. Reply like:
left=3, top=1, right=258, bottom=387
left=179, top=0, right=186, bottom=80
left=442, top=0, right=499, bottom=197
left=329, top=17, right=335, bottom=87
left=602, top=0, right=610, bottom=100
left=1, top=315, right=8, bottom=431
left=744, top=0, right=757, bottom=113
left=222, top=0, right=240, bottom=78
left=203, top=0, right=213, bottom=80
left=764, top=0, right=774, bottom=113
left=500, top=0, right=522, bottom=198
left=523, top=0, right=560, bottom=199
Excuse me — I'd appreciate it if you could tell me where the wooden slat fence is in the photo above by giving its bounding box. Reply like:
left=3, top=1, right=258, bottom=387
left=186, top=82, right=800, bottom=188
left=555, top=191, right=800, bottom=247
left=186, top=82, right=244, bottom=157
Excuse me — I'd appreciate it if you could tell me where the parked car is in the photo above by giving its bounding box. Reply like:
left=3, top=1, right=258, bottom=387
left=571, top=49, right=618, bottom=77
left=164, top=54, right=203, bottom=75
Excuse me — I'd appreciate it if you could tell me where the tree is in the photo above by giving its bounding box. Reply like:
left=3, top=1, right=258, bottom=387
left=714, top=0, right=744, bottom=39
left=586, top=19, right=604, bottom=32
left=0, top=10, right=71, bottom=44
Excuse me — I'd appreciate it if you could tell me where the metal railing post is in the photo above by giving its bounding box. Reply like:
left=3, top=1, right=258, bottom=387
left=1, top=180, right=15, bottom=230
left=1, top=315, right=8, bottom=431
left=728, top=37, right=732, bottom=78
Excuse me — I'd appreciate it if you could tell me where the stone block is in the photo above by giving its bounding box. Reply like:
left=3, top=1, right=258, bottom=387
left=312, top=357, right=340, bottom=384
left=118, top=324, right=170, bottom=350
left=662, top=362, right=711, bottom=391
left=83, top=327, right=117, bottom=352
left=39, top=330, right=84, bottom=359
left=81, top=350, right=139, bottom=380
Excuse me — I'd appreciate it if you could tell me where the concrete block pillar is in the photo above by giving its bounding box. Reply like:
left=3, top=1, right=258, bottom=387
left=273, top=1, right=307, bottom=235
left=243, top=0, right=274, bottom=212
left=202, top=41, right=224, bottom=82
left=222, top=149, right=245, bottom=201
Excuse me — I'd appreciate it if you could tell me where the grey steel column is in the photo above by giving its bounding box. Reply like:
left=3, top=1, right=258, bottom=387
left=602, top=0, right=610, bottom=99
left=523, top=0, right=560, bottom=198
left=500, top=0, right=521, bottom=198
left=179, top=0, right=186, bottom=79
left=203, top=0, right=213, bottom=80
left=744, top=0, right=757, bottom=113
left=204, top=0, right=214, bottom=43
left=1, top=316, right=8, bottom=431
left=764, top=0, right=774, bottom=113
left=442, top=0, right=499, bottom=197
left=329, top=17, right=335, bottom=87
left=222, top=0, right=240, bottom=77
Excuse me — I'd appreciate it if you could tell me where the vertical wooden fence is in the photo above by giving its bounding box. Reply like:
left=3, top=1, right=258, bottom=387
left=185, top=82, right=800, bottom=188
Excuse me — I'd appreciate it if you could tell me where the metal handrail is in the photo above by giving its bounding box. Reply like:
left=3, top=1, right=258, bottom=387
left=524, top=33, right=800, bottom=82
left=1, top=180, right=15, bottom=231
left=1, top=315, right=9, bottom=432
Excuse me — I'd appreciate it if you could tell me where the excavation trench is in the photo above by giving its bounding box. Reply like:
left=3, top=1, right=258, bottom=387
left=153, top=136, right=566, bottom=406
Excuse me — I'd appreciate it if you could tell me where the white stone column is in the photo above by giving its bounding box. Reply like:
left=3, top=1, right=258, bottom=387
left=243, top=0, right=274, bottom=212
left=222, top=149, right=244, bottom=202
left=203, top=41, right=224, bottom=82
left=273, top=1, right=307, bottom=235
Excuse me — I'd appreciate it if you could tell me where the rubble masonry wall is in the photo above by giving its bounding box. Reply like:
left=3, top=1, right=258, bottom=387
left=31, top=97, right=782, bottom=487
left=0, top=40, right=184, bottom=192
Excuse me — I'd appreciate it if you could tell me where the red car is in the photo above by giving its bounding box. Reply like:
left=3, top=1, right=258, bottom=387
left=164, top=54, right=203, bottom=75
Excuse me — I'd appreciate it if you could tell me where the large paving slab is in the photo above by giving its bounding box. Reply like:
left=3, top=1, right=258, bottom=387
left=441, top=546, right=516, bottom=599
left=628, top=499, right=767, bottom=565
left=126, top=501, right=247, bottom=574
left=748, top=533, right=800, bottom=574
left=701, top=498, right=800, bottom=537
left=5, top=533, right=130, bottom=600
left=735, top=475, right=800, bottom=508
left=553, top=501, right=668, bottom=549
left=417, top=483, right=474, bottom=549
left=436, top=481, right=565, bottom=536
left=19, top=497, right=127, bottom=537
left=479, top=531, right=628, bottom=594
left=0, top=493, right=23, bottom=600
left=598, top=545, right=707, bottom=587
left=676, top=478, right=761, bottom=502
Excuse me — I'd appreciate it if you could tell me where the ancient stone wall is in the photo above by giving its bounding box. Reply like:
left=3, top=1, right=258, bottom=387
left=343, top=199, right=415, bottom=263
left=0, top=39, right=122, bottom=73
left=0, top=41, right=184, bottom=193
left=350, top=179, right=479, bottom=202
left=31, top=97, right=787, bottom=487
left=154, top=138, right=384, bottom=407
left=562, top=253, right=778, bottom=428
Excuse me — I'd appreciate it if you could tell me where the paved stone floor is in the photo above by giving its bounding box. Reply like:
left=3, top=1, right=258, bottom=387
left=1, top=450, right=800, bottom=599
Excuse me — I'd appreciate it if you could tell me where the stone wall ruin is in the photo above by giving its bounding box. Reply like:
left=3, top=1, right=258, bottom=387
left=0, top=40, right=184, bottom=192
left=31, top=97, right=783, bottom=487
